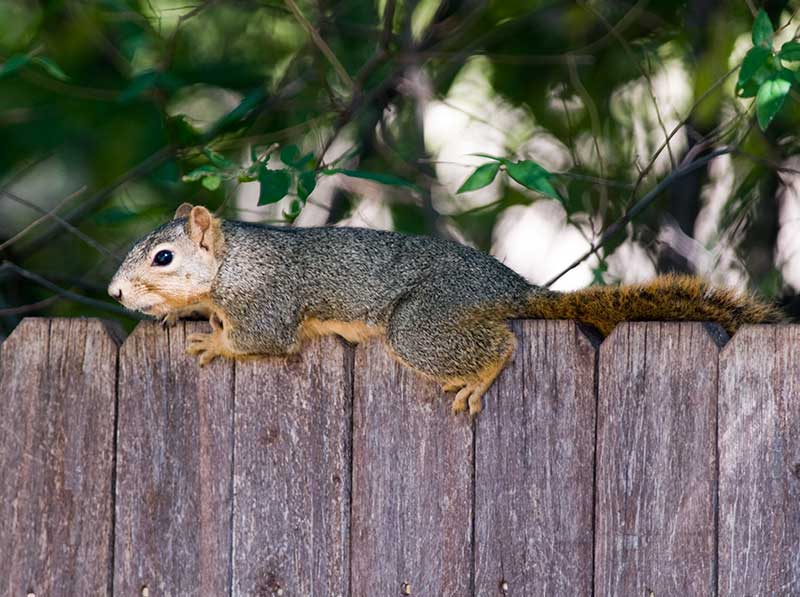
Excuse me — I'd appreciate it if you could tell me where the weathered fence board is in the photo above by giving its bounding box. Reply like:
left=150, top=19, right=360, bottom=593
left=719, top=325, right=800, bottom=596
left=0, top=318, right=120, bottom=596
left=114, top=322, right=235, bottom=596
left=595, top=322, right=724, bottom=596
left=232, top=336, right=352, bottom=597
left=350, top=339, right=474, bottom=596
left=474, top=320, right=597, bottom=596
left=5, top=317, right=800, bottom=594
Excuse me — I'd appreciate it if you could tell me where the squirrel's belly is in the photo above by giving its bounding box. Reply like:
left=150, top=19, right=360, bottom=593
left=298, top=317, right=384, bottom=344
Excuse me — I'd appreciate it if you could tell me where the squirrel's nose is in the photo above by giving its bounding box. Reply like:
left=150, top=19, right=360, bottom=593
left=108, top=282, right=123, bottom=302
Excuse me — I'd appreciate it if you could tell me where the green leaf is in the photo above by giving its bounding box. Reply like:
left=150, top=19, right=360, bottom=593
left=738, top=46, right=771, bottom=87
left=203, top=148, right=234, bottom=169
left=283, top=198, right=303, bottom=221
left=457, top=162, right=501, bottom=193
left=504, top=160, right=560, bottom=200
left=237, top=171, right=258, bottom=183
left=390, top=203, right=429, bottom=235
left=322, top=168, right=416, bottom=188
left=756, top=71, right=792, bottom=130
left=298, top=171, right=316, bottom=201
left=31, top=56, right=69, bottom=81
left=258, top=167, right=292, bottom=205
left=201, top=175, right=221, bottom=191
left=591, top=259, right=609, bottom=286
left=211, top=87, right=266, bottom=133
left=0, top=54, right=30, bottom=78
left=469, top=153, right=504, bottom=161
left=295, top=152, right=316, bottom=169
left=737, top=77, right=761, bottom=98
left=182, top=165, right=218, bottom=182
left=280, top=144, right=300, bottom=166
left=779, top=40, right=800, bottom=61
left=166, top=115, right=202, bottom=146
left=752, top=9, right=774, bottom=48
left=562, top=180, right=588, bottom=216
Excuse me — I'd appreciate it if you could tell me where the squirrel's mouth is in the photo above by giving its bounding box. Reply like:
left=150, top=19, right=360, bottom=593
left=125, top=300, right=165, bottom=315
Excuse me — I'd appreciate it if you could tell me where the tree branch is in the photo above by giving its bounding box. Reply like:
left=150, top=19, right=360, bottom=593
left=284, top=0, right=354, bottom=89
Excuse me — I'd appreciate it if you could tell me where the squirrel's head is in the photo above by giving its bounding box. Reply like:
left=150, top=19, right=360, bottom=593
left=108, top=203, right=223, bottom=316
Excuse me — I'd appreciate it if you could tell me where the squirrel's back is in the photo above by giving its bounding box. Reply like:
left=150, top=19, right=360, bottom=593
left=214, top=221, right=532, bottom=325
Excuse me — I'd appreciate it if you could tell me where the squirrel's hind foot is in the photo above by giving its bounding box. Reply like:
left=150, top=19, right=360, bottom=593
left=447, top=342, right=515, bottom=417
left=450, top=383, right=487, bottom=417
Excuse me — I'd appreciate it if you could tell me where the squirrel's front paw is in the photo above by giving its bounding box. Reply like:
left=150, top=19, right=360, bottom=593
left=159, top=312, right=180, bottom=328
left=187, top=332, right=222, bottom=366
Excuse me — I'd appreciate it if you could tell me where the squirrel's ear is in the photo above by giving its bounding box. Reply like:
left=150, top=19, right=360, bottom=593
left=188, top=205, right=218, bottom=252
left=174, top=202, right=193, bottom=219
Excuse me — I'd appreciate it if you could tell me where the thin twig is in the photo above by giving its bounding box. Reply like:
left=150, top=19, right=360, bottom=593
left=0, top=188, right=119, bottom=261
left=0, top=261, right=142, bottom=318
left=567, top=55, right=609, bottom=211
left=15, top=145, right=175, bottom=259
left=582, top=0, right=676, bottom=169
left=0, top=296, right=58, bottom=316
left=0, top=186, right=87, bottom=253
left=544, top=148, right=733, bottom=287
left=163, top=0, right=219, bottom=69
left=284, top=0, right=354, bottom=89
left=626, top=64, right=739, bottom=205
left=354, top=0, right=396, bottom=88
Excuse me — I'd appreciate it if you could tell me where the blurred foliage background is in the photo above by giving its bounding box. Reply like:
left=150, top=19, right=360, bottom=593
left=2, top=0, right=800, bottom=336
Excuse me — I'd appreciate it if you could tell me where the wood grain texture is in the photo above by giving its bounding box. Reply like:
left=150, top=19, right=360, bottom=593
left=595, top=322, right=724, bottom=596
left=232, top=335, right=352, bottom=597
left=719, top=325, right=800, bottom=595
left=0, top=318, right=120, bottom=596
left=114, top=321, right=234, bottom=596
left=474, top=320, right=597, bottom=596
left=350, top=339, right=473, bottom=596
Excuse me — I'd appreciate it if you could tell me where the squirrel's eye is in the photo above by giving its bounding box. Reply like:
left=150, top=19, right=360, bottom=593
left=152, top=249, right=173, bottom=266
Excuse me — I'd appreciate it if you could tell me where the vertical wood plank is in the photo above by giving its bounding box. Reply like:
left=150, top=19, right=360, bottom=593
left=114, top=321, right=234, bottom=595
left=595, top=322, right=724, bottom=596
left=350, top=340, right=473, bottom=596
left=474, top=320, right=597, bottom=595
left=0, top=318, right=120, bottom=595
left=719, top=325, right=800, bottom=595
left=232, top=335, right=352, bottom=597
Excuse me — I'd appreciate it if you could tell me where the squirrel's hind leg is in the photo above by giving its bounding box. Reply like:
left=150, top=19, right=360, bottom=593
left=386, top=301, right=516, bottom=416
left=450, top=337, right=515, bottom=416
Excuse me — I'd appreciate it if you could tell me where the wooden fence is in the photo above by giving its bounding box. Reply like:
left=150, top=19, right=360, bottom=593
left=1, top=317, right=799, bottom=596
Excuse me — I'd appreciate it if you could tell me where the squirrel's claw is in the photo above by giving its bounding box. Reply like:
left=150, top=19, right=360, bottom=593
left=159, top=312, right=180, bottom=328
left=451, top=386, right=471, bottom=415
left=449, top=383, right=485, bottom=417
left=442, top=380, right=465, bottom=393
left=186, top=332, right=220, bottom=366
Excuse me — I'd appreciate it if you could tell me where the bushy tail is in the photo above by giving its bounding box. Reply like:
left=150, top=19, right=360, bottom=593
left=524, top=274, right=784, bottom=336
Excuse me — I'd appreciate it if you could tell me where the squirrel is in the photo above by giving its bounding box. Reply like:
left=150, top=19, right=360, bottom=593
left=108, top=203, right=784, bottom=416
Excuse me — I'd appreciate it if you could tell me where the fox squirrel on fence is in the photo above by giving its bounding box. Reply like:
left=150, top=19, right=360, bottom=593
left=108, top=203, right=784, bottom=416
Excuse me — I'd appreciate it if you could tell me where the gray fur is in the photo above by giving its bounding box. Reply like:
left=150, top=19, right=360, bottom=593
left=211, top=222, right=536, bottom=371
